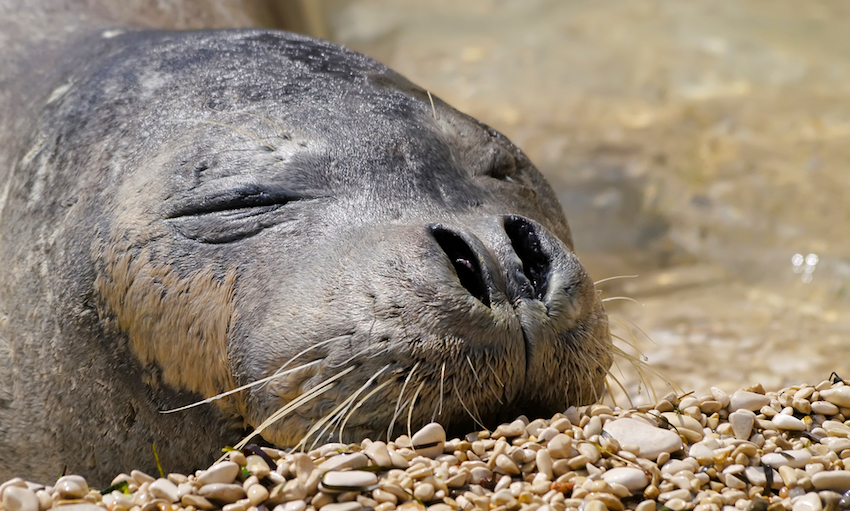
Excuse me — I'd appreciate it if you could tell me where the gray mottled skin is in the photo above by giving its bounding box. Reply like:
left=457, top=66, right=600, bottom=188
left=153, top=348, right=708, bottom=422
left=0, top=1, right=612, bottom=485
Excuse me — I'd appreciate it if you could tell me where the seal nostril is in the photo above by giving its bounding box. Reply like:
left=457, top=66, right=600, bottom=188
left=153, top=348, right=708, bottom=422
left=504, top=217, right=550, bottom=301
left=430, top=227, right=490, bottom=306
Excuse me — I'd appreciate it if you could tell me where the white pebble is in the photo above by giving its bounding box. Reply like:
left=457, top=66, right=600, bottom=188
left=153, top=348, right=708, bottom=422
left=2, top=486, right=39, bottom=511
left=320, top=503, right=364, bottom=511
left=810, top=401, right=840, bottom=415
left=728, top=390, right=770, bottom=412
left=546, top=434, right=573, bottom=458
left=792, top=492, right=823, bottom=511
left=819, top=386, right=850, bottom=407
left=322, top=470, right=378, bottom=489
left=811, top=470, right=850, bottom=492
left=278, top=501, right=307, bottom=511
left=411, top=423, right=446, bottom=458
left=492, top=419, right=525, bottom=438
left=198, top=482, right=246, bottom=503
left=760, top=450, right=812, bottom=468
left=604, top=418, right=682, bottom=459
left=728, top=410, right=755, bottom=440
left=601, top=467, right=648, bottom=492
left=772, top=413, right=806, bottom=430
left=197, top=461, right=241, bottom=485
left=149, top=478, right=179, bottom=503
left=318, top=453, right=369, bottom=472
left=54, top=475, right=88, bottom=499
left=364, top=441, right=392, bottom=467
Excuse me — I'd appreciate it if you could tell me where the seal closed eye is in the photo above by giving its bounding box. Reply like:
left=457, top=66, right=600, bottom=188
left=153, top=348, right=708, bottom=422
left=0, top=27, right=612, bottom=484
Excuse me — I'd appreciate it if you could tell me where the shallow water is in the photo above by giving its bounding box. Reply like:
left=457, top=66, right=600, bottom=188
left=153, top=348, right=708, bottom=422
left=327, top=0, right=850, bottom=399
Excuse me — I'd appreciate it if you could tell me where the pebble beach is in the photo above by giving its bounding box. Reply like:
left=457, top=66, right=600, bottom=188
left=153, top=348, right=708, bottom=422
left=3, top=379, right=850, bottom=511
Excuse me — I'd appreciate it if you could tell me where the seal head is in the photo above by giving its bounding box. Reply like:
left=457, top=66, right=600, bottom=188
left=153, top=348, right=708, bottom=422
left=0, top=30, right=610, bottom=482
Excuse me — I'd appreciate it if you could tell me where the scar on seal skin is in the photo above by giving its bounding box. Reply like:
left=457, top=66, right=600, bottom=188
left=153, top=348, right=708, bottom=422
left=0, top=25, right=612, bottom=484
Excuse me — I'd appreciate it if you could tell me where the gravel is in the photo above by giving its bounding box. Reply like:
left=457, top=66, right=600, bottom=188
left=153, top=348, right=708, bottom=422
left=3, top=379, right=850, bottom=511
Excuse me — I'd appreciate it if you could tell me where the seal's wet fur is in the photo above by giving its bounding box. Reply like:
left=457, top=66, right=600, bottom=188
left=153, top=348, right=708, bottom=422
left=0, top=24, right=611, bottom=484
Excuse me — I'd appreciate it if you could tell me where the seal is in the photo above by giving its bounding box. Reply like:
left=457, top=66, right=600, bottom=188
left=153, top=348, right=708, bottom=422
left=0, top=6, right=611, bottom=485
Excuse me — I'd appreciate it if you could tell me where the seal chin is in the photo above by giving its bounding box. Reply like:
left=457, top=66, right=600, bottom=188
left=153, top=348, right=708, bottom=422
left=247, top=213, right=611, bottom=447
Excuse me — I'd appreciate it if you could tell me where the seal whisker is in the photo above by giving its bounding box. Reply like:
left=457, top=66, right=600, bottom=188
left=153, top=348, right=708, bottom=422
left=593, top=274, right=639, bottom=286
left=159, top=358, right=323, bottom=413
left=485, top=360, right=505, bottom=389
left=271, top=335, right=349, bottom=377
left=300, top=364, right=392, bottom=449
left=388, top=361, right=420, bottom=441
left=601, top=296, right=641, bottom=305
left=466, top=355, right=503, bottom=405
left=432, top=362, right=446, bottom=422
left=451, top=379, right=487, bottom=431
left=406, top=381, right=425, bottom=439
left=339, top=376, right=397, bottom=443
left=427, top=91, right=438, bottom=120
left=235, top=366, right=355, bottom=450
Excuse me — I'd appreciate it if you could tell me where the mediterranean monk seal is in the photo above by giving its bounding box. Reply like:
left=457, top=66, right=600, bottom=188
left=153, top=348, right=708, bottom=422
left=0, top=2, right=612, bottom=484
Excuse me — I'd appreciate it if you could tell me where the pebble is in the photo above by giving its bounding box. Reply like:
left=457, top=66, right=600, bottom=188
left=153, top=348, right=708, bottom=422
left=819, top=387, right=850, bottom=407
left=198, top=483, right=247, bottom=503
left=54, top=475, right=88, bottom=499
left=322, top=471, right=379, bottom=489
left=761, top=450, right=812, bottom=468
left=729, top=390, right=771, bottom=412
left=318, top=453, right=369, bottom=472
left=811, top=471, right=850, bottom=492
left=6, top=379, right=850, bottom=511
left=197, top=461, right=241, bottom=485
left=546, top=434, right=573, bottom=458
left=2, top=486, right=39, bottom=511
left=321, top=503, right=364, bottom=511
left=604, top=417, right=683, bottom=459
left=772, top=414, right=807, bottom=431
left=792, top=493, right=823, bottom=511
left=364, top=441, right=393, bottom=467
left=601, top=467, right=648, bottom=492
left=729, top=410, right=756, bottom=440
left=411, top=423, right=446, bottom=458
left=149, top=478, right=179, bottom=502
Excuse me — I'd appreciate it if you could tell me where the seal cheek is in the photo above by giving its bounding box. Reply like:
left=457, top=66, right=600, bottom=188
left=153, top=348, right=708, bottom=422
left=94, top=243, right=241, bottom=415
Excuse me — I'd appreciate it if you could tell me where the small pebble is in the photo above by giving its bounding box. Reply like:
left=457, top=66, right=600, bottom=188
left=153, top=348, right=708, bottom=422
left=2, top=486, right=39, bottom=511
left=604, top=417, right=683, bottom=459
left=322, top=471, right=379, bottom=489
left=811, top=471, right=850, bottom=493
left=197, top=461, right=241, bottom=486
left=411, top=423, right=446, bottom=458
left=601, top=467, right=648, bottom=492
left=729, top=390, right=771, bottom=412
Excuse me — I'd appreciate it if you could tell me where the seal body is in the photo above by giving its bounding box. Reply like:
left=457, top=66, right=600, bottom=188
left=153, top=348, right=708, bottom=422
left=0, top=6, right=611, bottom=484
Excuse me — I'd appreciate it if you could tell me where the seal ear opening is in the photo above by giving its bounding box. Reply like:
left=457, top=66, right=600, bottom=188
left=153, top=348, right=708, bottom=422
left=429, top=226, right=490, bottom=307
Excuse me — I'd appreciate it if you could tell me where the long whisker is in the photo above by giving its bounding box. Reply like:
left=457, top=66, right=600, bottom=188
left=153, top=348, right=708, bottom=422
left=388, top=362, right=420, bottom=442
left=234, top=366, right=355, bottom=451
left=160, top=358, right=322, bottom=413
left=485, top=360, right=505, bottom=389
left=601, top=296, right=641, bottom=305
left=452, top=380, right=486, bottom=430
left=432, top=362, right=446, bottom=422
left=407, top=381, right=425, bottom=440
left=302, top=365, right=391, bottom=450
left=594, top=274, right=638, bottom=286
left=339, top=377, right=397, bottom=443
left=271, top=335, right=350, bottom=376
